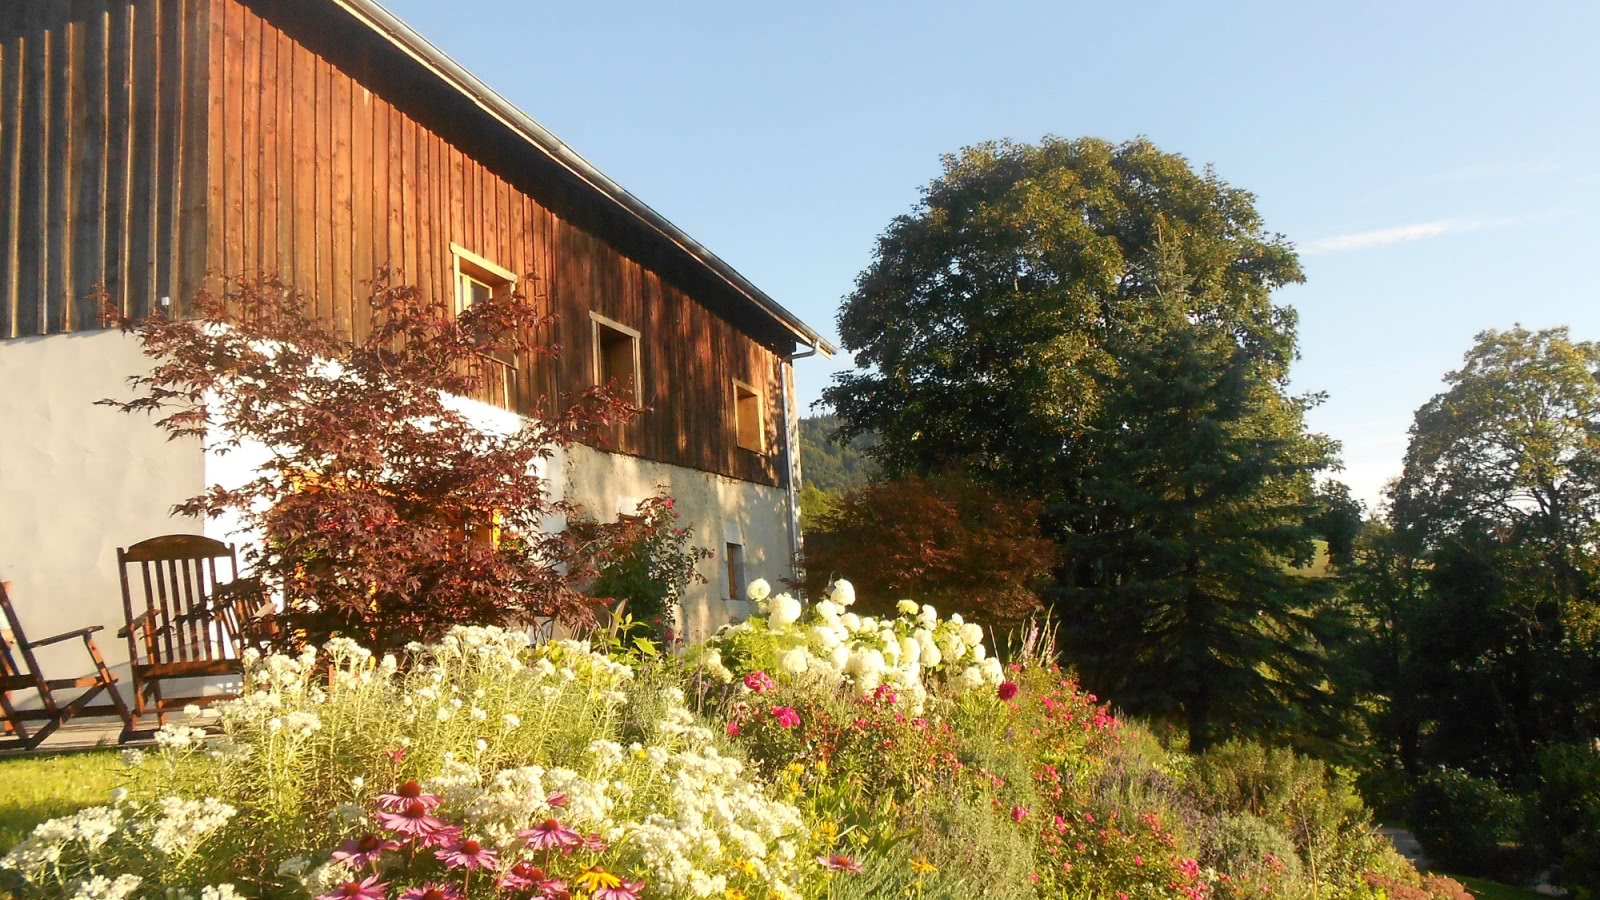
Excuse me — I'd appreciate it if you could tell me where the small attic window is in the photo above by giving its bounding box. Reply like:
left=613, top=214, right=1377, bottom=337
left=451, top=243, right=515, bottom=317
left=590, top=311, right=641, bottom=404
left=734, top=379, right=764, bottom=454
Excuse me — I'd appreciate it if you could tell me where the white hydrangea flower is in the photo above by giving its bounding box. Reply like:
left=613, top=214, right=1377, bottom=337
left=767, top=593, right=802, bottom=628
left=829, top=579, right=856, bottom=607
left=779, top=646, right=810, bottom=675
left=960, top=622, right=984, bottom=647
left=896, top=598, right=919, bottom=616
left=746, top=578, right=771, bottom=603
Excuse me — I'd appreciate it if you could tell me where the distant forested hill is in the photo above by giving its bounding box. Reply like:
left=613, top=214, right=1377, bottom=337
left=799, top=414, right=875, bottom=493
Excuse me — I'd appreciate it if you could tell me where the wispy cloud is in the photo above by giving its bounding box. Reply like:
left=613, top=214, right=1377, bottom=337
left=1301, top=216, right=1534, bottom=255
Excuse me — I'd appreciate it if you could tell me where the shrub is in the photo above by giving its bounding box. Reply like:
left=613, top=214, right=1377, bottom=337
left=1201, top=813, right=1303, bottom=896
left=800, top=473, right=1054, bottom=626
left=577, top=494, right=714, bottom=647
left=1190, top=740, right=1390, bottom=894
left=1407, top=766, right=1531, bottom=880
left=1530, top=743, right=1600, bottom=892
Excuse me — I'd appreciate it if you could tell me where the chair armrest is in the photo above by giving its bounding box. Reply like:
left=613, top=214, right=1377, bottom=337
left=27, top=625, right=105, bottom=648
left=117, top=609, right=160, bottom=639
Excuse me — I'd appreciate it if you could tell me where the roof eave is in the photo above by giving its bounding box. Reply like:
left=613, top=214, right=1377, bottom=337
left=326, top=0, right=836, bottom=358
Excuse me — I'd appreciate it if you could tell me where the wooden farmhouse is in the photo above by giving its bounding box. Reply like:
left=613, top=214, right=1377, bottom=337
left=0, top=0, right=834, bottom=679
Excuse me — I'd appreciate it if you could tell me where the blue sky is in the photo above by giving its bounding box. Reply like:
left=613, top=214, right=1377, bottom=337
left=385, top=0, right=1600, bottom=509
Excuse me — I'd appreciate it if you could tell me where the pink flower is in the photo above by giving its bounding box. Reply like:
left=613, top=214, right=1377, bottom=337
left=519, top=817, right=582, bottom=852
left=435, top=836, right=498, bottom=871
left=743, top=671, right=776, bottom=693
left=816, top=854, right=864, bottom=874
left=770, top=706, right=801, bottom=728
left=545, top=791, right=569, bottom=809
left=591, top=881, right=645, bottom=900
left=725, top=719, right=741, bottom=738
left=580, top=832, right=609, bottom=853
left=398, top=884, right=460, bottom=900
left=384, top=747, right=408, bottom=765
left=317, top=874, right=388, bottom=900
left=997, top=681, right=1020, bottom=701
left=377, top=780, right=441, bottom=813
left=1011, top=804, right=1029, bottom=822
left=418, top=825, right=463, bottom=849
left=332, top=833, right=401, bottom=868
left=502, top=862, right=569, bottom=896
left=376, top=800, right=447, bottom=838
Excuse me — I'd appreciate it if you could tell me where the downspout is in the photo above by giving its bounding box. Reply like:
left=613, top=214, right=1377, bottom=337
left=781, top=344, right=819, bottom=588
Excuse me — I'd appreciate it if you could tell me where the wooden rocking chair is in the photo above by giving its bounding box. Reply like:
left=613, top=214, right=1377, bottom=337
left=116, top=535, right=264, bottom=739
left=1, top=580, right=131, bottom=751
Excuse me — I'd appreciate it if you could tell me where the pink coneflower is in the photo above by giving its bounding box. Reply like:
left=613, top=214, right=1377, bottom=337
left=377, top=780, right=441, bottom=812
left=518, top=817, right=581, bottom=852
left=770, top=706, right=801, bottom=729
left=503, top=862, right=571, bottom=898
left=317, top=874, right=388, bottom=900
left=435, top=836, right=499, bottom=871
left=816, top=854, right=864, bottom=874
left=743, top=671, right=776, bottom=693
left=398, top=883, right=461, bottom=900
left=579, top=831, right=609, bottom=853
left=590, top=880, right=645, bottom=900
left=419, top=825, right=463, bottom=849
left=544, top=791, right=569, bottom=809
left=332, top=833, right=401, bottom=868
left=998, top=681, right=1020, bottom=702
left=376, top=800, right=447, bottom=838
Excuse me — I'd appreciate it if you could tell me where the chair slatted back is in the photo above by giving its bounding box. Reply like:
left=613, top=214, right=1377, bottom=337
left=117, top=535, right=240, bottom=667
left=0, top=583, right=42, bottom=690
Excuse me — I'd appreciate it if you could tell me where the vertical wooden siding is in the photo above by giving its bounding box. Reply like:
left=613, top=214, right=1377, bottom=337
left=0, top=0, right=210, bottom=338
left=207, top=0, right=784, bottom=486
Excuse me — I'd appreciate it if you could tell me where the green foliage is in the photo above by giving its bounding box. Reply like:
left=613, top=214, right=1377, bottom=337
left=823, top=135, right=1347, bottom=751
left=0, top=752, right=121, bottom=851
left=582, top=495, right=713, bottom=646
left=1201, top=813, right=1303, bottom=894
left=1407, top=767, right=1530, bottom=880
left=798, top=414, right=876, bottom=495
left=1529, top=743, right=1600, bottom=893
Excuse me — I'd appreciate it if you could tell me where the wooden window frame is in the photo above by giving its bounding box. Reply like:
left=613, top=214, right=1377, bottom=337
left=590, top=311, right=642, bottom=405
left=450, top=243, right=517, bottom=317
left=725, top=541, right=746, bottom=602
left=733, top=378, right=765, bottom=455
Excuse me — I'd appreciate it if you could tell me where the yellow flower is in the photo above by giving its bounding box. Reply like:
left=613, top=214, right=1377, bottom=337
left=910, top=856, right=938, bottom=875
left=573, top=867, right=623, bottom=891
left=731, top=858, right=759, bottom=878
left=724, top=889, right=748, bottom=900
left=814, top=821, right=838, bottom=843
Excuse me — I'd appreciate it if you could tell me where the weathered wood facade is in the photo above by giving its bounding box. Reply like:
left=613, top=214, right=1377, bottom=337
left=0, top=0, right=817, bottom=488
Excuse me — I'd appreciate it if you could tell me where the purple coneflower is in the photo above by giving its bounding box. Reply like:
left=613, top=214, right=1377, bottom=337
left=418, top=825, right=463, bottom=850
left=501, top=862, right=569, bottom=897
left=591, top=880, right=645, bottom=900
left=579, top=831, right=608, bottom=853
left=545, top=791, right=569, bottom=809
left=398, top=883, right=460, bottom=900
left=376, top=800, right=447, bottom=838
left=377, top=779, right=441, bottom=812
left=816, top=854, right=864, bottom=874
left=435, top=837, right=499, bottom=871
left=332, top=833, right=401, bottom=868
left=518, top=817, right=581, bottom=852
left=316, top=874, right=388, bottom=900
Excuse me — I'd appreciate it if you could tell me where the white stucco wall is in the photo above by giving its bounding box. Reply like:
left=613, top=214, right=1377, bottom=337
left=0, top=337, right=793, bottom=714
left=559, top=442, right=792, bottom=641
left=0, top=330, right=206, bottom=694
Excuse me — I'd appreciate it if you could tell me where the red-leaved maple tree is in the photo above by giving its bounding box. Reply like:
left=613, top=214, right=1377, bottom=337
left=801, top=473, right=1055, bottom=627
left=100, top=271, right=638, bottom=653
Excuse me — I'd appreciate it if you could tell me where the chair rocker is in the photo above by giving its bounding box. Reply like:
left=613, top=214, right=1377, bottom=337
left=1, top=580, right=131, bottom=751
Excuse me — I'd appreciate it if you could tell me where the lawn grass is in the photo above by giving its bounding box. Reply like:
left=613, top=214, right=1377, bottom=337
left=1452, top=874, right=1545, bottom=900
left=0, top=750, right=123, bottom=850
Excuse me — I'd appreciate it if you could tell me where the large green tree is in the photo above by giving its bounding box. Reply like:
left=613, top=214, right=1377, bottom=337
left=1387, top=326, right=1600, bottom=771
left=825, top=137, right=1347, bottom=748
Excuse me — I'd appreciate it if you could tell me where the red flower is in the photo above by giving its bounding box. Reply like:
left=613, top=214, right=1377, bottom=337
left=817, top=854, right=864, bottom=874
left=725, top=720, right=741, bottom=738
left=997, top=681, right=1020, bottom=701
left=770, top=706, right=801, bottom=728
left=743, top=671, right=776, bottom=693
